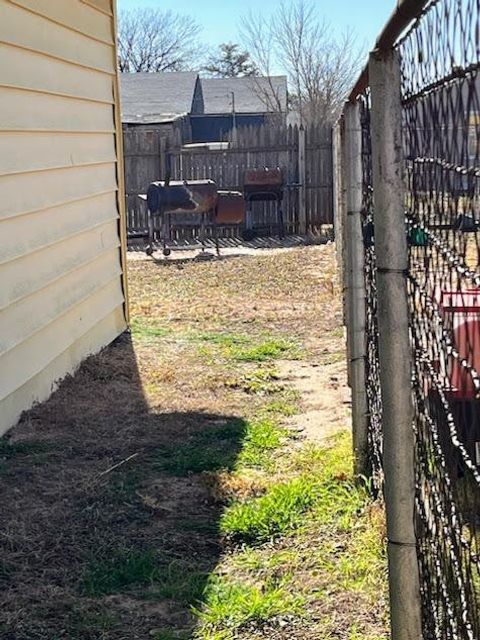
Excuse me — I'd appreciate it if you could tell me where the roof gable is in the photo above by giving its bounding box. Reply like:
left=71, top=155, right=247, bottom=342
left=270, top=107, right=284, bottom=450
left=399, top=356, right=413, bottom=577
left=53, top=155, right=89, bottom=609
left=199, top=76, right=288, bottom=114
left=120, top=71, right=199, bottom=124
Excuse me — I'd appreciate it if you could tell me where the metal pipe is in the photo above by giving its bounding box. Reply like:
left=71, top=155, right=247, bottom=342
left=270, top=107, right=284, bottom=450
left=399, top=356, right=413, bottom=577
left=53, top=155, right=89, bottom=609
left=369, top=47, right=423, bottom=640
left=344, top=102, right=369, bottom=477
left=348, top=0, right=431, bottom=102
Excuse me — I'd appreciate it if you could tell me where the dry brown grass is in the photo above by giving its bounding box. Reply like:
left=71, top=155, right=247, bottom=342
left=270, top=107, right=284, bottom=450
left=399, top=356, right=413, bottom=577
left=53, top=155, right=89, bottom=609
left=0, top=244, right=387, bottom=640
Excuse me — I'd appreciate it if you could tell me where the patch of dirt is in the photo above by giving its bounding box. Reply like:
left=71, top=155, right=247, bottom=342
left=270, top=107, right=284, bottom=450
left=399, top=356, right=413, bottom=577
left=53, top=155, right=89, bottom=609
left=277, top=359, right=350, bottom=442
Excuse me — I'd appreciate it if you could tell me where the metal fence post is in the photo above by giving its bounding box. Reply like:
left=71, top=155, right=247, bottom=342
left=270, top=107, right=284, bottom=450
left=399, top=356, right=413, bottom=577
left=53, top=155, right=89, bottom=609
left=369, top=48, right=423, bottom=640
left=344, top=102, right=369, bottom=478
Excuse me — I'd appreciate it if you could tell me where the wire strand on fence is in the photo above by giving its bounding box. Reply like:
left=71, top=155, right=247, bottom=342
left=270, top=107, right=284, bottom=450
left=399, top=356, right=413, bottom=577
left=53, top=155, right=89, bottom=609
left=359, top=91, right=384, bottom=491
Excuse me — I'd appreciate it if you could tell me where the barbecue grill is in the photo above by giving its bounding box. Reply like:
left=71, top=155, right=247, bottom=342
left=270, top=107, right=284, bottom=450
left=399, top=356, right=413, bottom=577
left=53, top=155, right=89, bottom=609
left=243, top=168, right=284, bottom=239
left=144, top=179, right=218, bottom=256
left=215, top=190, right=246, bottom=225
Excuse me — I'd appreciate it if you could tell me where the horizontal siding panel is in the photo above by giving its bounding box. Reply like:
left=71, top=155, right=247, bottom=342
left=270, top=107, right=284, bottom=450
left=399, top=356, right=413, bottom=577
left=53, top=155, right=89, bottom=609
left=0, top=249, right=122, bottom=356
left=0, top=131, right=116, bottom=176
left=0, top=306, right=126, bottom=436
left=0, top=0, right=126, bottom=434
left=0, top=219, right=120, bottom=309
left=0, top=193, right=118, bottom=264
left=0, top=163, right=117, bottom=219
left=0, top=278, right=124, bottom=401
left=81, top=0, right=113, bottom=15
left=0, top=88, right=114, bottom=132
left=9, top=0, right=113, bottom=43
left=0, top=1, right=114, bottom=73
left=0, top=44, right=113, bottom=103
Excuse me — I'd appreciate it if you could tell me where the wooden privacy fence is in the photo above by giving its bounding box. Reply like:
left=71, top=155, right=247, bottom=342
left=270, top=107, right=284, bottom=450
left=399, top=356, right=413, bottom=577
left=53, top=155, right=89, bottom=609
left=124, top=122, right=333, bottom=242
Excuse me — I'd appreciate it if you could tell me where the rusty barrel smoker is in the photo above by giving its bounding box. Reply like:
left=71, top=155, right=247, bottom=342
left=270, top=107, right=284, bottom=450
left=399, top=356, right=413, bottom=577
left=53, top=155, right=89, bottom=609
left=145, top=179, right=218, bottom=256
left=243, top=168, right=284, bottom=239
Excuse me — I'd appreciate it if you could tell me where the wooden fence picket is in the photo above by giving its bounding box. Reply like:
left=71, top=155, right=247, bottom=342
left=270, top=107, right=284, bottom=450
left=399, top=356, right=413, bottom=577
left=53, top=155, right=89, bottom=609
left=123, top=121, right=333, bottom=241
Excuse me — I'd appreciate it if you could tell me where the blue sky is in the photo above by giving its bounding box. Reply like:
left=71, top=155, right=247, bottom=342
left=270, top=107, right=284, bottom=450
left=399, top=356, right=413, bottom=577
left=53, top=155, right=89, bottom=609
left=117, top=0, right=395, bottom=58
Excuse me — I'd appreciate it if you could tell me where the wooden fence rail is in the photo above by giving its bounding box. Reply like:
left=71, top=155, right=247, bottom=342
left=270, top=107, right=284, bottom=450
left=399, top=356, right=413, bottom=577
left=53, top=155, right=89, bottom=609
left=123, top=122, right=333, bottom=242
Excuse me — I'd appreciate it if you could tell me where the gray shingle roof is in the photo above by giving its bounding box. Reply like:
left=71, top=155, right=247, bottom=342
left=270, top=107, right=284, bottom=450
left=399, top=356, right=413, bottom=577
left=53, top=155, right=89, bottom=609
left=200, top=76, right=287, bottom=114
left=119, top=72, right=288, bottom=124
left=120, top=71, right=199, bottom=124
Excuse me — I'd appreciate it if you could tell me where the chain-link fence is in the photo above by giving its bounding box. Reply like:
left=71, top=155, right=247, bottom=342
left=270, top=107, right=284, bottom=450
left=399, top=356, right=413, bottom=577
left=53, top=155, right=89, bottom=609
left=337, top=0, right=480, bottom=637
left=358, top=92, right=384, bottom=492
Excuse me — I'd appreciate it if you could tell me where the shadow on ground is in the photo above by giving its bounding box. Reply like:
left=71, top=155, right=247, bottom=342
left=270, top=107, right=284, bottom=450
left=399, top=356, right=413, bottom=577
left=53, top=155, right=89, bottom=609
left=0, top=333, right=245, bottom=639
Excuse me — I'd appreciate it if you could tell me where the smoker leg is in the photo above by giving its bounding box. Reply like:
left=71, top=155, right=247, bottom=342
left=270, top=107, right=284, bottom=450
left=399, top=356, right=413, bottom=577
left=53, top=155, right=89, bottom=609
left=162, top=211, right=171, bottom=257
left=146, top=209, right=155, bottom=256
left=242, top=199, right=256, bottom=241
left=278, top=200, right=285, bottom=239
left=200, top=212, right=206, bottom=251
left=213, top=215, right=220, bottom=256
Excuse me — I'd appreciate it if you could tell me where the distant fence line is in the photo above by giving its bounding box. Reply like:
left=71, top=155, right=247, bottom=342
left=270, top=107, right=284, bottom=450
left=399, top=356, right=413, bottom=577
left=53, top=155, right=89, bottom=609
left=337, top=0, right=480, bottom=639
left=123, top=122, right=333, bottom=242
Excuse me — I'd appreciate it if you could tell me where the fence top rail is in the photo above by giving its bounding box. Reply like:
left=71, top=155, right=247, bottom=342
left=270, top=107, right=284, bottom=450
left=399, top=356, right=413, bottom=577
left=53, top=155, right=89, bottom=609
left=347, top=0, right=432, bottom=102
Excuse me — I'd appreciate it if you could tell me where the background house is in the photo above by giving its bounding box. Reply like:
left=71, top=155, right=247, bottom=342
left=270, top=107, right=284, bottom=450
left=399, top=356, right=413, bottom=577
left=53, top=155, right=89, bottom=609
left=0, top=0, right=128, bottom=434
left=191, top=76, right=288, bottom=143
left=119, top=72, right=288, bottom=144
left=120, top=71, right=202, bottom=142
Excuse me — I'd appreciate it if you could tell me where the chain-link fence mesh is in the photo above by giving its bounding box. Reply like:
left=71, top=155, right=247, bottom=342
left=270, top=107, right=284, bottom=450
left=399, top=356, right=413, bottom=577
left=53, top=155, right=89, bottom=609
left=351, top=0, right=480, bottom=636
left=359, top=92, right=384, bottom=491
left=399, top=1, right=480, bottom=635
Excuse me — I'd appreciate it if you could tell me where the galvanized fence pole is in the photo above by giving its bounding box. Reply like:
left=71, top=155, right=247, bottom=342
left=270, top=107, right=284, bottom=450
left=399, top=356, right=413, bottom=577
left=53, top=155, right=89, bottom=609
left=344, top=102, right=369, bottom=478
left=369, top=48, right=423, bottom=640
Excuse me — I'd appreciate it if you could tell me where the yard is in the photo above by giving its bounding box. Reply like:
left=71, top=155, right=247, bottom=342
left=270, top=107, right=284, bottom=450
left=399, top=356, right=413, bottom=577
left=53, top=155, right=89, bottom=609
left=0, top=244, right=388, bottom=639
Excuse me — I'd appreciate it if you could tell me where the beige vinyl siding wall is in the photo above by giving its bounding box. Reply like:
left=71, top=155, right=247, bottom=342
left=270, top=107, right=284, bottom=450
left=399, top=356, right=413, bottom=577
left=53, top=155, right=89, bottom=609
left=0, top=0, right=127, bottom=435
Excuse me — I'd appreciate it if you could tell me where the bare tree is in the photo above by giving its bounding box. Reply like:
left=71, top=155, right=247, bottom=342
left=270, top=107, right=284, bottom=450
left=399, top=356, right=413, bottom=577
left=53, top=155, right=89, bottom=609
left=241, top=0, right=364, bottom=124
left=118, top=8, right=204, bottom=73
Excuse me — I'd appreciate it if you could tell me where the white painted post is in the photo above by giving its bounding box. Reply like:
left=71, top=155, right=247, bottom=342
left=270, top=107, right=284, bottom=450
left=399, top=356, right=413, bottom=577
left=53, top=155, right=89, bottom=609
left=369, top=47, right=423, bottom=640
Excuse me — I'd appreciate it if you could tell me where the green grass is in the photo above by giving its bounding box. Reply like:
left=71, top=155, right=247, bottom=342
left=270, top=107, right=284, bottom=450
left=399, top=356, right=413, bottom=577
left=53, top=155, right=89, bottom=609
left=220, top=476, right=317, bottom=543
left=221, top=433, right=370, bottom=544
left=0, top=439, right=48, bottom=458
left=261, top=397, right=298, bottom=417
left=191, top=331, right=300, bottom=363
left=130, top=318, right=171, bottom=340
left=227, top=339, right=299, bottom=362
left=155, top=418, right=286, bottom=476
left=193, top=332, right=250, bottom=347
left=237, top=419, right=287, bottom=469
left=82, top=551, right=208, bottom=603
left=233, top=367, right=281, bottom=395
left=82, top=549, right=161, bottom=596
left=196, top=432, right=386, bottom=638
left=155, top=420, right=246, bottom=476
left=193, top=575, right=304, bottom=639
left=143, top=561, right=209, bottom=604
